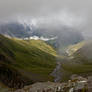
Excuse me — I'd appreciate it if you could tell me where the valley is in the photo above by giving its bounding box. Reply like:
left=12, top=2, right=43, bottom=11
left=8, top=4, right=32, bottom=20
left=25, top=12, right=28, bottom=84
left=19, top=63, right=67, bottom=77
left=0, top=34, right=92, bottom=92
left=1, top=0, right=92, bottom=91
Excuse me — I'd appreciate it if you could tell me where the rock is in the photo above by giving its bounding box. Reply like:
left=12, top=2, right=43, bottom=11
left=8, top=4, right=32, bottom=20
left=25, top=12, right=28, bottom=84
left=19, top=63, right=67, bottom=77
left=69, top=88, right=74, bottom=92
left=13, top=76, right=92, bottom=92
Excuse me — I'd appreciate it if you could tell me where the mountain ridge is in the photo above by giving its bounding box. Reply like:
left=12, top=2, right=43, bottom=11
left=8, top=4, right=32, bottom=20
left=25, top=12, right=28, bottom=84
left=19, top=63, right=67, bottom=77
left=0, top=21, right=84, bottom=49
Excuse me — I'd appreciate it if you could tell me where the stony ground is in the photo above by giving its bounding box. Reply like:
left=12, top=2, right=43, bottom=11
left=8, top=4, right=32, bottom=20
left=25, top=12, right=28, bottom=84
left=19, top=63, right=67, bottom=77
left=12, top=75, right=92, bottom=92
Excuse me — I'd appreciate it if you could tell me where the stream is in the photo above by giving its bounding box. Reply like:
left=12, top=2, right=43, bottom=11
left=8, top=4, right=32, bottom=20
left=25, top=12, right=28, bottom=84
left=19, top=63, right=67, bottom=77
left=51, top=61, right=62, bottom=82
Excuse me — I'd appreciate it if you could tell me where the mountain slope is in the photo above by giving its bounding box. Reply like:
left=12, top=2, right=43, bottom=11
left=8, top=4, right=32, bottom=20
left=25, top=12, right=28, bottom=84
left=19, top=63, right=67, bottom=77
left=55, top=41, right=92, bottom=82
left=0, top=35, right=57, bottom=89
left=62, top=41, right=92, bottom=76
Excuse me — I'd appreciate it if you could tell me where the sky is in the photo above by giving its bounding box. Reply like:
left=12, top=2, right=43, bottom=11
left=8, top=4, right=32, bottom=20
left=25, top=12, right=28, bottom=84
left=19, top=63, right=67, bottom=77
left=0, top=0, right=92, bottom=38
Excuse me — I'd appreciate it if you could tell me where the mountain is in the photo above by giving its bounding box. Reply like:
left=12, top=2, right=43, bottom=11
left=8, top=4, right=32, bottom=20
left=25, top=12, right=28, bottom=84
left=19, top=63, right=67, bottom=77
left=0, top=22, right=32, bottom=38
left=0, top=27, right=91, bottom=91
left=66, top=40, right=92, bottom=64
left=61, top=41, right=92, bottom=80
left=0, top=21, right=84, bottom=49
left=0, top=35, right=57, bottom=89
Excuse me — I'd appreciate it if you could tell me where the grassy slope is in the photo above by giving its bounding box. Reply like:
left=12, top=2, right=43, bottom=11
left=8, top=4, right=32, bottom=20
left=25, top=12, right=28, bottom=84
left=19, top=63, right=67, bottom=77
left=60, top=41, right=92, bottom=81
left=1, top=34, right=92, bottom=85
left=0, top=35, right=57, bottom=84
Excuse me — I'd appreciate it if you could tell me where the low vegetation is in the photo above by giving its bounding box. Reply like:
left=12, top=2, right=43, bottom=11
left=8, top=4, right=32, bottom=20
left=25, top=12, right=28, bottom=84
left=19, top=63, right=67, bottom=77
left=61, top=41, right=92, bottom=81
left=0, top=35, right=57, bottom=88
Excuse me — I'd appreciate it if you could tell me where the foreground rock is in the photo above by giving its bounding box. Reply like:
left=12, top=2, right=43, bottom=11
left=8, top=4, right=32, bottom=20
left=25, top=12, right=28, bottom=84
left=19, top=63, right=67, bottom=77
left=13, top=76, right=92, bottom=92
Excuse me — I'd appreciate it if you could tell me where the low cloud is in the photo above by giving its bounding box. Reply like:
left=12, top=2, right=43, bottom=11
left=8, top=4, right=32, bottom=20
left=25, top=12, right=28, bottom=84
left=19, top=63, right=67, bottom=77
left=0, top=0, right=92, bottom=38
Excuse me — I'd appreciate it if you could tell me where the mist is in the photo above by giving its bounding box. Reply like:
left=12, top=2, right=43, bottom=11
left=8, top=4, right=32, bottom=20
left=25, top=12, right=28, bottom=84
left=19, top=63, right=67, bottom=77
left=0, top=0, right=92, bottom=38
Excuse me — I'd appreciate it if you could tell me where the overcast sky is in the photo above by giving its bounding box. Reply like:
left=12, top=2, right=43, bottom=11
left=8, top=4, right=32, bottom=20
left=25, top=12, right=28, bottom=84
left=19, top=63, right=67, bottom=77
left=0, top=0, right=92, bottom=38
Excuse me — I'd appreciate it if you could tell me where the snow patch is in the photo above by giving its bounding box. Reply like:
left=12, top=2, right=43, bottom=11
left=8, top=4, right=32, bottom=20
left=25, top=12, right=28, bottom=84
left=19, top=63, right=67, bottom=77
left=24, top=36, right=57, bottom=41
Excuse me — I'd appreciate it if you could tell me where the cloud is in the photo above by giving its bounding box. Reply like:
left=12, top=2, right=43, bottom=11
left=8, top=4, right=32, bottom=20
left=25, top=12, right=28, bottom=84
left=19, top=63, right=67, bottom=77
left=17, top=10, right=84, bottom=29
left=0, top=0, right=92, bottom=38
left=0, top=0, right=89, bottom=19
